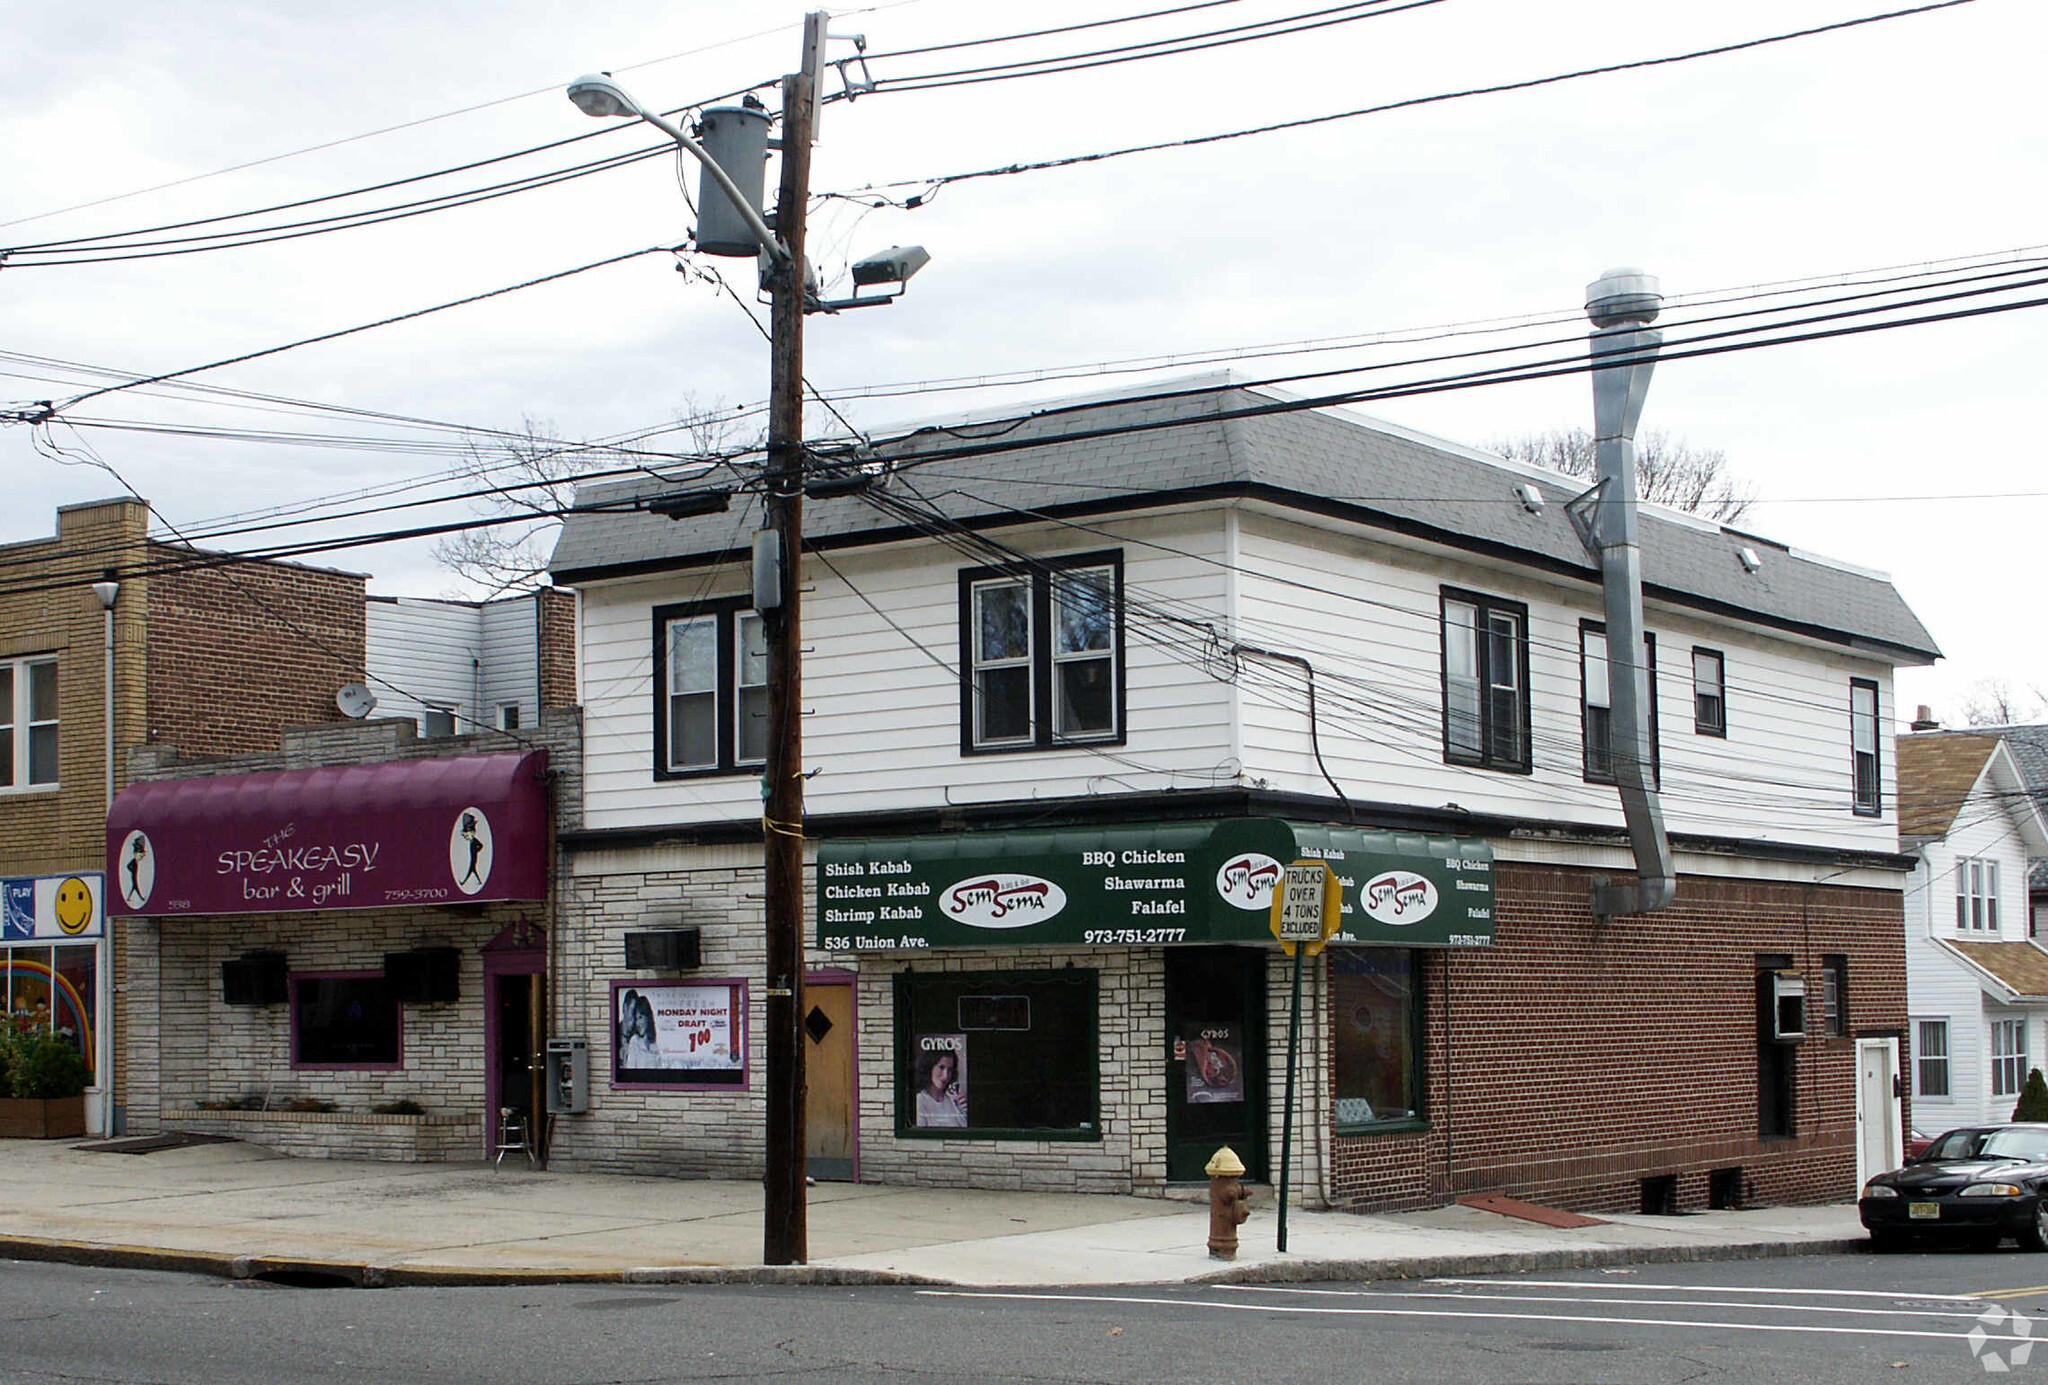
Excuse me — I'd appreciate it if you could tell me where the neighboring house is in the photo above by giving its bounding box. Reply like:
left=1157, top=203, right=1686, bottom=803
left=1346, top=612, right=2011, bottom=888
left=545, top=377, right=1938, bottom=1212
left=1896, top=730, right=2048, bottom=1131
left=0, top=498, right=365, bottom=1135
left=1975, top=725, right=2048, bottom=939
left=364, top=591, right=577, bottom=738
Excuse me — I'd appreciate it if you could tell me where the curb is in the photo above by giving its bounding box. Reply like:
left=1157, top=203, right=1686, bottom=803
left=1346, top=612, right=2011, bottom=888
left=1194, top=1236, right=1873, bottom=1285
left=0, top=1232, right=1868, bottom=1291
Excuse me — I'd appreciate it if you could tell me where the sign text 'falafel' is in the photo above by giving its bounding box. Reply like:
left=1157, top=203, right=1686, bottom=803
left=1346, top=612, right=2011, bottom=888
left=816, top=820, right=1493, bottom=951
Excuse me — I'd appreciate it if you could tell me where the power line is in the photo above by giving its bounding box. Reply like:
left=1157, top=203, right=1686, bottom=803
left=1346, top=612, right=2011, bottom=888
left=831, top=0, right=1977, bottom=192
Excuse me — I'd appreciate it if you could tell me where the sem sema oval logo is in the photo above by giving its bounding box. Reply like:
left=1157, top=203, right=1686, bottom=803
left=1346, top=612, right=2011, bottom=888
left=1215, top=853, right=1284, bottom=911
left=939, top=874, right=1068, bottom=929
left=1361, top=870, right=1439, bottom=926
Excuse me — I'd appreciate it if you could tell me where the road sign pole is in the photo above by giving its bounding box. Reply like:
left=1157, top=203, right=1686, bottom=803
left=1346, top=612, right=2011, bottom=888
left=1278, top=942, right=1304, bottom=1253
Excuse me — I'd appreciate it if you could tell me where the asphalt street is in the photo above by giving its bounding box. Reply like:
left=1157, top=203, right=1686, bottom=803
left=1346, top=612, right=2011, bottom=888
left=6, top=1249, right=2048, bottom=1382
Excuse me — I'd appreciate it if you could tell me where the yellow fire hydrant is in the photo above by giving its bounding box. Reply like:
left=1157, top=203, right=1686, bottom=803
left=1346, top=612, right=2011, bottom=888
left=1205, top=1146, right=1252, bottom=1259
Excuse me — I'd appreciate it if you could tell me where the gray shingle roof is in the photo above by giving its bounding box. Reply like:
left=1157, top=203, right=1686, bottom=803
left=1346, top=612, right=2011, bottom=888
left=550, top=380, right=1939, bottom=662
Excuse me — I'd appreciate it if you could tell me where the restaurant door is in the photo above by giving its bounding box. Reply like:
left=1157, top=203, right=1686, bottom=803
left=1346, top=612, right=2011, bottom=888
left=483, top=923, right=547, bottom=1159
left=1165, top=947, right=1267, bottom=1182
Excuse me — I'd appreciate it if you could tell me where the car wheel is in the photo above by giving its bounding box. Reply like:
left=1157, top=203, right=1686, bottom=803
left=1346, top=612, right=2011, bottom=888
left=2019, top=1199, right=2048, bottom=1252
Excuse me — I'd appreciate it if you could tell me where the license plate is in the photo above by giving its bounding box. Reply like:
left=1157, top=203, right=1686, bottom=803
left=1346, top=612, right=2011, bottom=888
left=1909, top=1202, right=1941, bottom=1220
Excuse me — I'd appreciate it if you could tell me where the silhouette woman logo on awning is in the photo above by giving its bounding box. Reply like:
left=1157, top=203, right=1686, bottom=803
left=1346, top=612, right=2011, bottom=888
left=119, top=830, right=156, bottom=909
left=448, top=807, right=495, bottom=896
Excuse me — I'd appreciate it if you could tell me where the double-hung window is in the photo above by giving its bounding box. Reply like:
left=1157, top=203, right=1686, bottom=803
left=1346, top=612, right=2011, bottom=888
left=1441, top=589, right=1530, bottom=772
left=960, top=553, right=1123, bottom=754
left=1693, top=647, right=1726, bottom=736
left=1993, top=1018, right=2028, bottom=1099
left=1580, top=622, right=1659, bottom=785
left=0, top=656, right=59, bottom=790
left=1916, top=1019, right=1950, bottom=1098
left=652, top=597, right=768, bottom=777
left=1850, top=678, right=1882, bottom=815
left=1957, top=857, right=2001, bottom=932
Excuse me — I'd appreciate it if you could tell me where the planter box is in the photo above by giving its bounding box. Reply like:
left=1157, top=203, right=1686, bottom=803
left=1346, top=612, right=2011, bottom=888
left=0, top=1095, right=87, bottom=1139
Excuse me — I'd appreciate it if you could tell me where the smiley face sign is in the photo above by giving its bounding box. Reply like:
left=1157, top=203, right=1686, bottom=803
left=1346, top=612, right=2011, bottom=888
left=0, top=873, right=103, bottom=939
left=53, top=877, right=95, bottom=934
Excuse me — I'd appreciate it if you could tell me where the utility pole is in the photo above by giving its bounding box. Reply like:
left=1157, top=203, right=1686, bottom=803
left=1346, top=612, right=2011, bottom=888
left=760, top=32, right=821, bottom=1267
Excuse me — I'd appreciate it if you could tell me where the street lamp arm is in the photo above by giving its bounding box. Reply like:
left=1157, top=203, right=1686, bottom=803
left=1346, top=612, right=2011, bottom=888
left=634, top=108, right=789, bottom=265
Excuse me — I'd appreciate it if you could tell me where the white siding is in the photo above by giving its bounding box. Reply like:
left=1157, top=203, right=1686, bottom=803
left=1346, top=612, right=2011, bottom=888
left=1230, top=509, right=1901, bottom=855
left=580, top=513, right=1237, bottom=829
left=1904, top=764, right=2046, bottom=1128
left=365, top=598, right=481, bottom=735
left=480, top=597, right=539, bottom=731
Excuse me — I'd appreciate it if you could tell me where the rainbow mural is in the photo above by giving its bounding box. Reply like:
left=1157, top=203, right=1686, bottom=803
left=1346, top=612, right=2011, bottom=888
left=3, top=956, right=94, bottom=1067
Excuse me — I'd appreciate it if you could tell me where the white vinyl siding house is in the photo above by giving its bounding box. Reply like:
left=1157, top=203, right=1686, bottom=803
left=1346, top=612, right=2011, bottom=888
left=366, top=593, right=549, bottom=738
left=1899, top=732, right=2048, bottom=1130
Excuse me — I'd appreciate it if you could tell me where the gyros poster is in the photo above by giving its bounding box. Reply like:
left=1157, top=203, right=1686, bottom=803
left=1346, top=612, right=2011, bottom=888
left=613, top=981, right=745, bottom=1087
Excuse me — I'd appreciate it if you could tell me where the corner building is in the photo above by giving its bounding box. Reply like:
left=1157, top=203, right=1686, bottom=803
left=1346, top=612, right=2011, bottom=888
left=545, top=378, right=1931, bottom=1212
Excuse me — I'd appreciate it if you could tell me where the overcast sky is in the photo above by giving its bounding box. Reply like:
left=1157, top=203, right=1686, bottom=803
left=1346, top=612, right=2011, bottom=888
left=5, top=0, right=2043, bottom=726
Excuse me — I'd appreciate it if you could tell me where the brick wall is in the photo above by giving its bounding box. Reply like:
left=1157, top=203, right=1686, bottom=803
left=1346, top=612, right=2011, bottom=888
left=537, top=587, right=577, bottom=710
left=145, top=549, right=366, bottom=757
left=1326, top=863, right=1910, bottom=1213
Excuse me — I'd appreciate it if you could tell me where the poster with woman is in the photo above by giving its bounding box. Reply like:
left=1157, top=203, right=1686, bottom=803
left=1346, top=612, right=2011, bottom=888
left=912, top=1032, right=969, bottom=1128
left=612, top=980, right=746, bottom=1087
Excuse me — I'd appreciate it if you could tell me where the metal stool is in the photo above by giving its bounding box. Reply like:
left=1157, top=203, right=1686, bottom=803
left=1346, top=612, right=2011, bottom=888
left=494, top=1107, right=534, bottom=1169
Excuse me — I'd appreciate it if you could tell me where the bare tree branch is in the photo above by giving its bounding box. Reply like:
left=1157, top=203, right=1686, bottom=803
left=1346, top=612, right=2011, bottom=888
left=1491, top=426, right=1757, bottom=523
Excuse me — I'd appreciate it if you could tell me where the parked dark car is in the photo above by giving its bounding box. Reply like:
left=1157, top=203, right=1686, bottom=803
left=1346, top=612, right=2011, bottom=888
left=1860, top=1124, right=2048, bottom=1249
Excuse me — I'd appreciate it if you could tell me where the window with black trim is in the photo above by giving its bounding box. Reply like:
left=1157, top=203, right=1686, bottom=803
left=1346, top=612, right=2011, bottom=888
left=1441, top=589, right=1530, bottom=772
left=1332, top=947, right=1423, bottom=1129
left=1821, top=954, right=1848, bottom=1037
left=1580, top=621, right=1659, bottom=785
left=959, top=553, right=1123, bottom=754
left=1693, top=647, right=1726, bottom=737
left=652, top=596, right=767, bottom=778
left=895, top=968, right=1099, bottom=1138
left=1850, top=678, right=1881, bottom=815
left=293, top=973, right=401, bottom=1068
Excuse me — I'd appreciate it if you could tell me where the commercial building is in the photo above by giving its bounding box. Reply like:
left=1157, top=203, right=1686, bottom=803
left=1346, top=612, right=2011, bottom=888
left=1, top=498, right=363, bottom=1135
left=548, top=379, right=1931, bottom=1211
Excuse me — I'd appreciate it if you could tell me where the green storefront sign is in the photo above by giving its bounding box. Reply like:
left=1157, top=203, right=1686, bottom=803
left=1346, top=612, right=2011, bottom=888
left=815, top=819, right=1493, bottom=951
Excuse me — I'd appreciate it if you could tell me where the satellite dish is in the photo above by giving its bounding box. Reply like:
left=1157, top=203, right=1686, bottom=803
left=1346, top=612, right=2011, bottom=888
left=336, top=682, right=379, bottom=719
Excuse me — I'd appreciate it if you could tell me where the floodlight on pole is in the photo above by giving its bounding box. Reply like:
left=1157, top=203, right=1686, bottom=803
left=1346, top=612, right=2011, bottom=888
left=566, top=73, right=787, bottom=264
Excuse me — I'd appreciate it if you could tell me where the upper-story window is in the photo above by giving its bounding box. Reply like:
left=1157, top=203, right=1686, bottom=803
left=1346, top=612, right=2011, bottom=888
left=1692, top=647, right=1726, bottom=737
left=0, top=656, right=58, bottom=790
left=1441, top=589, right=1529, bottom=773
left=1957, top=857, right=2001, bottom=932
left=652, top=596, right=767, bottom=778
left=1580, top=622, right=1659, bottom=786
left=1850, top=678, right=1881, bottom=816
left=959, top=553, right=1123, bottom=754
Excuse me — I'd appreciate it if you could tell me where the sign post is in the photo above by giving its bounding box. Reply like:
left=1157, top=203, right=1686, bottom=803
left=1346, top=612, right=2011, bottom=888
left=1270, top=859, right=1339, bottom=1253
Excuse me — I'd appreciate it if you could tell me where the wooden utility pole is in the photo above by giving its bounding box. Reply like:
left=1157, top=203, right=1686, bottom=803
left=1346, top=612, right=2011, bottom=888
left=760, top=56, right=817, bottom=1267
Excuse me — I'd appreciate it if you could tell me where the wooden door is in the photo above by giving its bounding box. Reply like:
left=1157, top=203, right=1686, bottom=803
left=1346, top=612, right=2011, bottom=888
left=804, top=982, right=857, bottom=1180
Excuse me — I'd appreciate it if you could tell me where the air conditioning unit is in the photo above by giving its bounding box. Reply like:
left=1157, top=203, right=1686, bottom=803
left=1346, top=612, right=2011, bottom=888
left=383, top=947, right=461, bottom=1004
left=624, top=928, right=702, bottom=972
left=221, top=952, right=288, bottom=1007
left=1767, top=971, right=1806, bottom=1041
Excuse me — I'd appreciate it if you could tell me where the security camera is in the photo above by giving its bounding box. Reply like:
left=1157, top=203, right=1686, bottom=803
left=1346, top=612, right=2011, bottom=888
left=850, top=245, right=930, bottom=288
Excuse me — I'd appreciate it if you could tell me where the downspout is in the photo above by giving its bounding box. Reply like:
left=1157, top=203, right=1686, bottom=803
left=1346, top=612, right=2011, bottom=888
left=1565, top=270, right=1676, bottom=922
left=92, top=578, right=120, bottom=1135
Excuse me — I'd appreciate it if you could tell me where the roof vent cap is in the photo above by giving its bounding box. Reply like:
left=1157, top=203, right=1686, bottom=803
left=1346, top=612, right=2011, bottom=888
left=1737, top=546, right=1763, bottom=573
left=1515, top=483, right=1544, bottom=514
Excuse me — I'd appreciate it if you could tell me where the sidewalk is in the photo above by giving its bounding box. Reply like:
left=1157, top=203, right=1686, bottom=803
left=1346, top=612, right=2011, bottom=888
left=0, top=1138, right=1868, bottom=1289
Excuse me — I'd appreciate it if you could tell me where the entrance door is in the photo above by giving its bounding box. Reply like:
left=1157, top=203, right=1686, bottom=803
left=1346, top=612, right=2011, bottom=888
left=487, top=971, right=545, bottom=1158
left=1165, top=947, right=1267, bottom=1182
left=805, top=980, right=858, bottom=1180
left=1857, top=1037, right=1903, bottom=1185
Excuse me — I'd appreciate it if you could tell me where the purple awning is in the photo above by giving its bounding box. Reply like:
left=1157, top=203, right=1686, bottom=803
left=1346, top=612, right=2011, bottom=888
left=106, top=751, right=550, bottom=917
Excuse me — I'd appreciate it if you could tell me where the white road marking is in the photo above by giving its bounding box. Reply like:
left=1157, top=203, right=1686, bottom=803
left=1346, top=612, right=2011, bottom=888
left=914, top=1290, right=2029, bottom=1344
left=1425, top=1276, right=1983, bottom=1301
left=1215, top=1284, right=1986, bottom=1320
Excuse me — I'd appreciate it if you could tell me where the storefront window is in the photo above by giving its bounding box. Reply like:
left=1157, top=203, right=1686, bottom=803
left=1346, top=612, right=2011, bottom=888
left=3, top=944, right=96, bottom=1077
left=895, top=969, right=1099, bottom=1139
left=293, top=973, right=401, bottom=1068
left=1332, top=947, right=1421, bottom=1129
